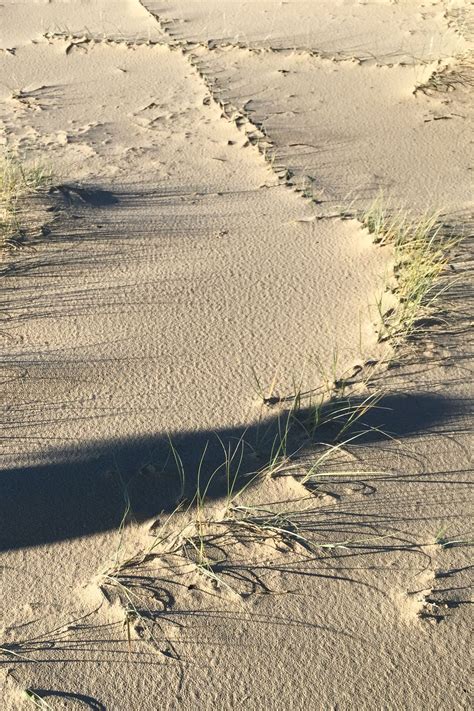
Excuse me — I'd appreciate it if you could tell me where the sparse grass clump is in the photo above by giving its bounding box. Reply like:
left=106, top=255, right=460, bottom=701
left=414, top=53, right=474, bottom=96
left=362, top=197, right=459, bottom=342
left=0, top=156, right=52, bottom=250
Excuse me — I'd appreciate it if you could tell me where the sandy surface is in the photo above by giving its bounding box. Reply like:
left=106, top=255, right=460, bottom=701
left=142, top=0, right=468, bottom=60
left=190, top=47, right=473, bottom=212
left=1, top=1, right=472, bottom=710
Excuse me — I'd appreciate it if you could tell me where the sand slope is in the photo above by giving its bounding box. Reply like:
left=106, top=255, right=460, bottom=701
left=1, top=41, right=386, bottom=467
left=142, top=0, right=468, bottom=62
left=1, top=1, right=472, bottom=710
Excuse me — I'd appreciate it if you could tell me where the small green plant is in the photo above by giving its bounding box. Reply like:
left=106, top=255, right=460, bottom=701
left=433, top=525, right=471, bottom=549
left=0, top=155, right=52, bottom=249
left=250, top=364, right=281, bottom=405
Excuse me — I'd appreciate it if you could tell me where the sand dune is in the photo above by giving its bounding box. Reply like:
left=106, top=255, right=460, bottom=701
left=189, top=47, right=473, bottom=212
left=1, top=1, right=472, bottom=709
left=142, top=0, right=468, bottom=62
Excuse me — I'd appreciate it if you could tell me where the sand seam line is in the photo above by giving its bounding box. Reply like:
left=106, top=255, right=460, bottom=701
left=40, top=29, right=426, bottom=67
left=42, top=28, right=473, bottom=103
left=43, top=30, right=471, bottom=85
left=42, top=32, right=167, bottom=48
left=139, top=0, right=473, bottom=70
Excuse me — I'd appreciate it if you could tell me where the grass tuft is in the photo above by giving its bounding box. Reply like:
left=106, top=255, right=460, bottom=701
left=361, top=197, right=459, bottom=342
left=414, top=53, right=474, bottom=96
left=0, top=155, right=53, bottom=250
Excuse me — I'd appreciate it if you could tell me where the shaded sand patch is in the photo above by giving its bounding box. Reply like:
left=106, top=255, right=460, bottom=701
left=2, top=413, right=472, bottom=711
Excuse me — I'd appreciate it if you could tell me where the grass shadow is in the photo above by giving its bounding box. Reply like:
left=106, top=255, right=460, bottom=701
left=0, top=391, right=467, bottom=551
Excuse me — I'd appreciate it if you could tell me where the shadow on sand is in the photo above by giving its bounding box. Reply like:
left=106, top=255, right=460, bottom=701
left=0, top=391, right=468, bottom=551
left=1, top=188, right=471, bottom=551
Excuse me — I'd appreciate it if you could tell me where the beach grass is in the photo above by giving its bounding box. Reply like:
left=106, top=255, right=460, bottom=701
left=414, top=52, right=474, bottom=95
left=362, top=197, right=459, bottom=342
left=0, top=156, right=52, bottom=250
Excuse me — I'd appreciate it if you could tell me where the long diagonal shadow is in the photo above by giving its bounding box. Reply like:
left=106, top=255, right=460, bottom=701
left=0, top=391, right=467, bottom=551
left=1, top=187, right=471, bottom=552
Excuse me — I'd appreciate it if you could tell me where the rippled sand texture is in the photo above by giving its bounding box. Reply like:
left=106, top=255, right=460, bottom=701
left=1, top=1, right=472, bottom=709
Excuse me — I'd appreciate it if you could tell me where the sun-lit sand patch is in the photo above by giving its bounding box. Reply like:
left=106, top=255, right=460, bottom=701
left=141, top=0, right=468, bottom=62
left=189, top=47, right=473, bottom=213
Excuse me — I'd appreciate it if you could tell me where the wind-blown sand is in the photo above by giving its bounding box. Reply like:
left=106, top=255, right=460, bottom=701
left=1, top=1, right=472, bottom=709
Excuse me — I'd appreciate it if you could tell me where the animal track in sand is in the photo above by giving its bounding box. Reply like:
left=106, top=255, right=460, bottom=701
left=302, top=478, right=376, bottom=505
left=394, top=545, right=472, bottom=626
left=399, top=568, right=445, bottom=625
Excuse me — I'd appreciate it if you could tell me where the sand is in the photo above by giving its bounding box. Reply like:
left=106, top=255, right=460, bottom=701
left=1, top=1, right=472, bottom=709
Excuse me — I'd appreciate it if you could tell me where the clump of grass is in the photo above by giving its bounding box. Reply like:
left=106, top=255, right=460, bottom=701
left=362, top=197, right=459, bottom=342
left=98, top=504, right=185, bottom=658
left=0, top=156, right=52, bottom=249
left=414, top=53, right=474, bottom=96
left=94, top=385, right=393, bottom=624
left=224, top=504, right=317, bottom=552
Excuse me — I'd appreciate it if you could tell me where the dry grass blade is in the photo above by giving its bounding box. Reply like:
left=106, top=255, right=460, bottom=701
left=415, top=53, right=474, bottom=96
left=23, top=688, right=55, bottom=710
left=5, top=671, right=56, bottom=709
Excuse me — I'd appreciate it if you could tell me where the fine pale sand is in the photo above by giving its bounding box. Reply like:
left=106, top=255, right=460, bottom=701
left=1, top=2, right=472, bottom=709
